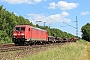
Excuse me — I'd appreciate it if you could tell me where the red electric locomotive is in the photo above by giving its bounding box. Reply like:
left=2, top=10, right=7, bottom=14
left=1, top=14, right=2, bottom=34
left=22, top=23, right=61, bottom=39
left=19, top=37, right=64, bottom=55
left=12, top=25, right=48, bottom=45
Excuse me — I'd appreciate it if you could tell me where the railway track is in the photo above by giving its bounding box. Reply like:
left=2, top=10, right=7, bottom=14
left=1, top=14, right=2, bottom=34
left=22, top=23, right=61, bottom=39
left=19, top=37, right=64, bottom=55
left=0, top=43, right=15, bottom=47
left=0, top=42, right=66, bottom=52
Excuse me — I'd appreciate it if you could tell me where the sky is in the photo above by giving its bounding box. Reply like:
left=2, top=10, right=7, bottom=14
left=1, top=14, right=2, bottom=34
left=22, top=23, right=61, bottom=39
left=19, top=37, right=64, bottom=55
left=0, top=0, right=90, bottom=37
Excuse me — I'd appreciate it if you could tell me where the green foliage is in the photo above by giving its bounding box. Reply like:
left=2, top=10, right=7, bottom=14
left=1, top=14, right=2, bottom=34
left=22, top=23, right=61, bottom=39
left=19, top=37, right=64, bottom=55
left=0, top=5, right=31, bottom=43
left=45, top=27, right=76, bottom=39
left=81, top=23, right=90, bottom=41
left=0, top=30, right=11, bottom=43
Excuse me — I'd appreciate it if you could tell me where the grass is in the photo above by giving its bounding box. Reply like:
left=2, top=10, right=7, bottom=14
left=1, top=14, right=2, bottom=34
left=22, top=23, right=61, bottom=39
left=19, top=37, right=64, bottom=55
left=1, top=39, right=90, bottom=60
left=20, top=40, right=89, bottom=60
left=86, top=42, right=90, bottom=60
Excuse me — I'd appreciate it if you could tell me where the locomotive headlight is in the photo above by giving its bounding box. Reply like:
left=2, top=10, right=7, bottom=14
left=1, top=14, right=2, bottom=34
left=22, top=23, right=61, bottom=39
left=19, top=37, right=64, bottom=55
left=21, top=34, right=24, bottom=35
left=13, top=34, right=17, bottom=35
left=13, top=34, right=17, bottom=38
left=21, top=33, right=25, bottom=38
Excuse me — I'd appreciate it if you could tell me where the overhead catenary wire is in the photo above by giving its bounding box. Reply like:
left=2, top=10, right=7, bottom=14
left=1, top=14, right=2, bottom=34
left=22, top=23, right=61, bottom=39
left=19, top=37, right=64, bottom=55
left=29, top=3, right=53, bottom=27
left=63, top=22, right=76, bottom=29
left=62, top=16, right=78, bottom=37
left=30, top=4, right=43, bottom=13
left=29, top=2, right=77, bottom=29
left=29, top=1, right=79, bottom=37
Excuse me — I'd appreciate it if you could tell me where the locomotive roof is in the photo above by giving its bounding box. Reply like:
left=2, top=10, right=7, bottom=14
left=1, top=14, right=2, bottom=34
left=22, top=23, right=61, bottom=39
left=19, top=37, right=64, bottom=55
left=15, top=25, right=47, bottom=32
left=15, top=25, right=30, bottom=27
left=31, top=26, right=47, bottom=32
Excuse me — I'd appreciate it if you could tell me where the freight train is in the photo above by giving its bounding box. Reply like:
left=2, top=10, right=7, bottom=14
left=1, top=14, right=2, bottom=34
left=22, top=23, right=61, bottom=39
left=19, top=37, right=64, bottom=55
left=12, top=25, right=76, bottom=46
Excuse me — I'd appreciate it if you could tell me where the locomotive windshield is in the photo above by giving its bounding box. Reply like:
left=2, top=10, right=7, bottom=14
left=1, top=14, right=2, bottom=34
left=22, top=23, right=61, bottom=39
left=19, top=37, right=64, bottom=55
left=15, top=27, right=25, bottom=31
left=16, top=27, right=20, bottom=31
left=21, top=27, right=25, bottom=31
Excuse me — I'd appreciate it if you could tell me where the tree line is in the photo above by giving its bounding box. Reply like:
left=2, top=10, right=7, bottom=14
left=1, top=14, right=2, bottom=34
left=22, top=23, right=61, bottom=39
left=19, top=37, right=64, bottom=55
left=0, top=5, right=76, bottom=43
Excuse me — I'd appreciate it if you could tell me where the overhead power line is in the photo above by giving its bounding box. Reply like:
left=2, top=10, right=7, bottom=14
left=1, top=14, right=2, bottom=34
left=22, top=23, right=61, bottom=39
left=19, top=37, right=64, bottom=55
left=62, top=16, right=78, bottom=37
left=30, top=4, right=43, bottom=13
left=63, top=22, right=76, bottom=29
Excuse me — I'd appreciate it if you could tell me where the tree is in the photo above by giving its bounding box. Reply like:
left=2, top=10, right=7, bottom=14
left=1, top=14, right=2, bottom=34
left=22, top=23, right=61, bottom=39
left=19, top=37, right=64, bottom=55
left=36, top=24, right=39, bottom=28
left=81, top=23, right=90, bottom=41
left=0, top=5, right=31, bottom=43
left=0, top=5, right=3, bottom=10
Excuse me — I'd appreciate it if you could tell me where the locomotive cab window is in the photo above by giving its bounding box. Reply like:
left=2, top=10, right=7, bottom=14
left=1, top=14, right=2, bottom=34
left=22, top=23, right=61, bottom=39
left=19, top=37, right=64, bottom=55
left=21, top=27, right=25, bottom=31
left=15, top=27, right=25, bottom=31
left=15, top=27, right=20, bottom=31
left=28, top=28, right=30, bottom=31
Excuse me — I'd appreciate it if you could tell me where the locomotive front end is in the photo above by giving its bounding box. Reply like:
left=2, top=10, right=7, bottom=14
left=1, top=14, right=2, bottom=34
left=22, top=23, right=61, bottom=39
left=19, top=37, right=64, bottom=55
left=12, top=26, right=26, bottom=45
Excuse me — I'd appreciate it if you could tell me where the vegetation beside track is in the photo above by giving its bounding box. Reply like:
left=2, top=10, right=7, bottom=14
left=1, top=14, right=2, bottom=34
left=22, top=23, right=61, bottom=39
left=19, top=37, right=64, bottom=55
left=19, top=40, right=90, bottom=60
left=0, top=40, right=90, bottom=60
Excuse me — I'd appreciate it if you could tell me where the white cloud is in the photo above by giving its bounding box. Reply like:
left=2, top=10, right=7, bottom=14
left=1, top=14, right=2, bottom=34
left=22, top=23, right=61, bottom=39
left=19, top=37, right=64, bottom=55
left=13, top=12, right=17, bottom=15
left=48, top=1, right=79, bottom=10
left=81, top=11, right=90, bottom=16
left=0, top=0, right=42, bottom=4
left=61, top=11, right=69, bottom=16
left=49, top=2, right=56, bottom=9
left=34, top=0, right=42, bottom=3
left=28, top=11, right=71, bottom=24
